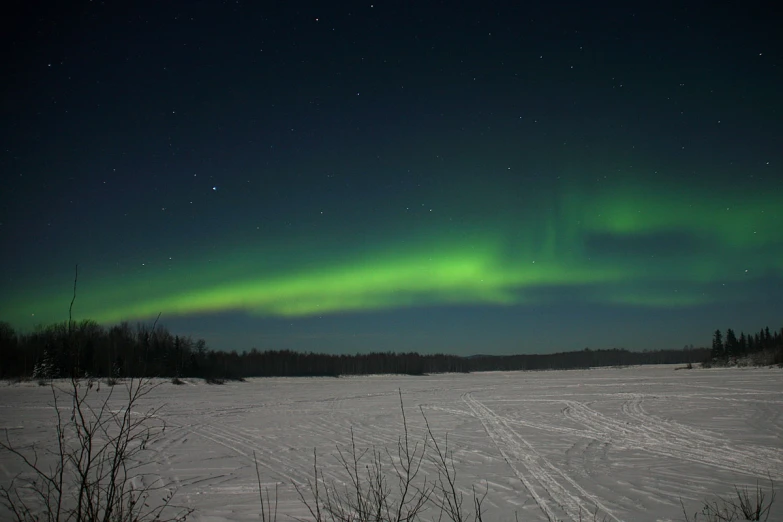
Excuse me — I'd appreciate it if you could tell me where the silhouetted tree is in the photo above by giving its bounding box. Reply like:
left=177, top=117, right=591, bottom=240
left=712, top=329, right=724, bottom=359
left=0, top=317, right=740, bottom=379
left=706, top=324, right=783, bottom=366
left=738, top=332, right=747, bottom=356
left=725, top=329, right=738, bottom=358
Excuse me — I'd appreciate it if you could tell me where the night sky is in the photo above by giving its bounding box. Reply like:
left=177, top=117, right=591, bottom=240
left=1, top=1, right=781, bottom=355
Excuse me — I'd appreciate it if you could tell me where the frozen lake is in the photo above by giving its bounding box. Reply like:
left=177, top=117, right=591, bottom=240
left=2, top=365, right=782, bottom=521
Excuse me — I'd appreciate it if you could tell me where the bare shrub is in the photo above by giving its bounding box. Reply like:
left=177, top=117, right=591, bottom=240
left=289, top=390, right=485, bottom=522
left=422, top=411, right=486, bottom=522
left=0, top=377, right=192, bottom=522
left=254, top=452, right=279, bottom=522
left=682, top=478, right=775, bottom=521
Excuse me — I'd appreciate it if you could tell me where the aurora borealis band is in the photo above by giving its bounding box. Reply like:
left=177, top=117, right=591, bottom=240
left=1, top=2, right=781, bottom=354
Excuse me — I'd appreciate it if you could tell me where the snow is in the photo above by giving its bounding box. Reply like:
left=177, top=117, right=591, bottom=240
left=1, top=365, right=782, bottom=521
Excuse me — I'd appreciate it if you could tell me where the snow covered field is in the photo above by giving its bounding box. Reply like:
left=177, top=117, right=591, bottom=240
left=1, top=365, right=782, bottom=521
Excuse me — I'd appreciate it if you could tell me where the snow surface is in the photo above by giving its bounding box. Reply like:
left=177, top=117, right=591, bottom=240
left=1, top=365, right=782, bottom=521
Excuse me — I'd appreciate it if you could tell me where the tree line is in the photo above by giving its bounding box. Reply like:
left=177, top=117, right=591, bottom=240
left=0, top=318, right=721, bottom=380
left=467, top=345, right=709, bottom=371
left=708, top=325, right=783, bottom=366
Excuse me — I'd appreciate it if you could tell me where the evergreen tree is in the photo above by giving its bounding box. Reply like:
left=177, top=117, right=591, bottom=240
left=725, top=329, right=738, bottom=358
left=32, top=348, right=56, bottom=381
left=712, top=329, right=724, bottom=359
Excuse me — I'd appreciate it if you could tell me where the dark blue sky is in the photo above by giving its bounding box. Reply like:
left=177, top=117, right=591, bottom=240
left=1, top=1, right=781, bottom=354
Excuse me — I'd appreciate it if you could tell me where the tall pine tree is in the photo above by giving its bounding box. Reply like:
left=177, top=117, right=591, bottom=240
left=725, top=329, right=738, bottom=358
left=712, top=329, right=724, bottom=359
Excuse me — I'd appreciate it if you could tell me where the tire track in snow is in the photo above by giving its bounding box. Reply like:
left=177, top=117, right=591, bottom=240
left=504, top=414, right=602, bottom=438
left=627, top=393, right=783, bottom=469
left=619, top=394, right=783, bottom=471
left=564, top=438, right=610, bottom=478
left=563, top=397, right=783, bottom=479
left=463, top=393, right=622, bottom=522
left=185, top=422, right=302, bottom=484
left=620, top=394, right=724, bottom=444
left=422, top=405, right=473, bottom=418
left=677, top=382, right=779, bottom=395
left=150, top=425, right=192, bottom=505
left=199, top=422, right=354, bottom=487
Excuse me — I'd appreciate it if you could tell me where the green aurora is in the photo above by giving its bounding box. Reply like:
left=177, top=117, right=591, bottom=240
left=5, top=177, right=781, bottom=331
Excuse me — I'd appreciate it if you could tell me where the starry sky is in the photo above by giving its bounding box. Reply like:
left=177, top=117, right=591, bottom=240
left=1, top=1, right=781, bottom=355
